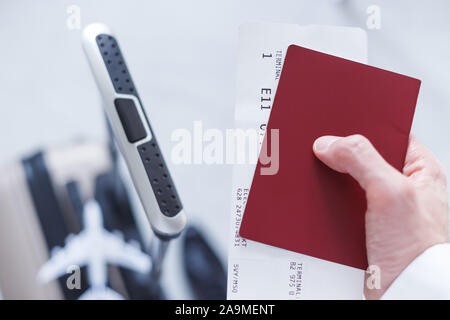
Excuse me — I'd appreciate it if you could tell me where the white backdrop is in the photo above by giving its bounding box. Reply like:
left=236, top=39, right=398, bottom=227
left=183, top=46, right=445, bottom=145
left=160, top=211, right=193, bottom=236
left=1, top=0, right=449, bottom=299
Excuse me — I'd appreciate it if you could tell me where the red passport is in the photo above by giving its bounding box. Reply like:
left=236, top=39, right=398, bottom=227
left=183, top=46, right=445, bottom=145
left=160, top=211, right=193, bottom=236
left=239, top=45, right=421, bottom=270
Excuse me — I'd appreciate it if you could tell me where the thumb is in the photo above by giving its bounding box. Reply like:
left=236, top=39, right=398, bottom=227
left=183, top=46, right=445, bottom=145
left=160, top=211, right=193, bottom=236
left=313, top=134, right=404, bottom=191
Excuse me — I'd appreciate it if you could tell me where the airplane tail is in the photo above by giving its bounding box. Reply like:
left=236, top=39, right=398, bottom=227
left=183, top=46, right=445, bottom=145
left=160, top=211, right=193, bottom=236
left=78, top=286, right=124, bottom=300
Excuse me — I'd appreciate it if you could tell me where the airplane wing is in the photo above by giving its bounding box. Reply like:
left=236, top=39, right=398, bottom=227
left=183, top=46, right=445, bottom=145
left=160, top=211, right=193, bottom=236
left=37, top=232, right=89, bottom=283
left=101, top=231, right=151, bottom=273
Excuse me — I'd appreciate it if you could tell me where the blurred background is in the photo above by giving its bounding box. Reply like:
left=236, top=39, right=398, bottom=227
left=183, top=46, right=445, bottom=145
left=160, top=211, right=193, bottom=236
left=0, top=0, right=449, bottom=299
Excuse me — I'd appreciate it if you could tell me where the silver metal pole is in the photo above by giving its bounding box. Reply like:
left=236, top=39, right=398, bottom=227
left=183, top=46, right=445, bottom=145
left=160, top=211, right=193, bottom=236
left=149, top=236, right=170, bottom=281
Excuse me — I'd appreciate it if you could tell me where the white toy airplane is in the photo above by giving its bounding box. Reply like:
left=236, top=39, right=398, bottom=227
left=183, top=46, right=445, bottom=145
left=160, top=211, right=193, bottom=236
left=38, top=200, right=152, bottom=300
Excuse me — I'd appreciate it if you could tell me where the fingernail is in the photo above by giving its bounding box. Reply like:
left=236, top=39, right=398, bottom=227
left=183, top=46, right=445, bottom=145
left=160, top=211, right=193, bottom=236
left=313, top=136, right=340, bottom=153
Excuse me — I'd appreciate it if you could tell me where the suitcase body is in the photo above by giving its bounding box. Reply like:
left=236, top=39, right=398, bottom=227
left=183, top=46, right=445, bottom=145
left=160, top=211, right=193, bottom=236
left=0, top=141, right=158, bottom=299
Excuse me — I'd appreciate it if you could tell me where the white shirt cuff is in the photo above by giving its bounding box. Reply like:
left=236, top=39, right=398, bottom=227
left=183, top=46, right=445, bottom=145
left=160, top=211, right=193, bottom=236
left=381, top=243, right=450, bottom=299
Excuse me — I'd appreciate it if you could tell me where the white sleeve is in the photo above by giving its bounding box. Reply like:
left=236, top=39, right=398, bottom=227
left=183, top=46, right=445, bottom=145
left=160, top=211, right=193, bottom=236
left=381, top=243, right=450, bottom=300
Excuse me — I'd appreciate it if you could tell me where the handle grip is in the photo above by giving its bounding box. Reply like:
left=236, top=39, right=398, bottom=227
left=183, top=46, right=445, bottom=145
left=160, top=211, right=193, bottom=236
left=82, top=23, right=186, bottom=239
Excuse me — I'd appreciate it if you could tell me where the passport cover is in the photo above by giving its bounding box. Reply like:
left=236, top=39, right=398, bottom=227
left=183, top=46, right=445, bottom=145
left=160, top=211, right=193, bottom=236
left=239, top=45, right=421, bottom=270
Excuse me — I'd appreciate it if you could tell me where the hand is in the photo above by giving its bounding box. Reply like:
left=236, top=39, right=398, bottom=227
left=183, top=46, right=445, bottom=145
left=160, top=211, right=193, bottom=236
left=313, top=134, right=449, bottom=299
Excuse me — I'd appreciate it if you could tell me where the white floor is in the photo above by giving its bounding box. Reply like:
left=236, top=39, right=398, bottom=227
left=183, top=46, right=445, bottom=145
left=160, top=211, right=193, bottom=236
left=1, top=0, right=449, bottom=299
